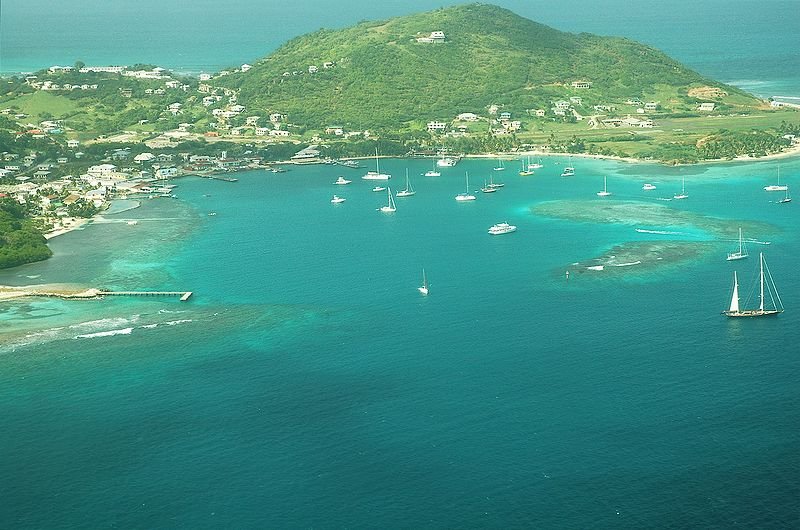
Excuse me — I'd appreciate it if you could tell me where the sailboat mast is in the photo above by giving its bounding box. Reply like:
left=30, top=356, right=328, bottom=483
left=738, top=227, right=743, bottom=255
left=375, top=148, right=380, bottom=174
left=759, top=252, right=765, bottom=311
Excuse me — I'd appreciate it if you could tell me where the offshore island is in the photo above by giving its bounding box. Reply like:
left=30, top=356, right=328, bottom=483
left=1, top=3, right=799, bottom=270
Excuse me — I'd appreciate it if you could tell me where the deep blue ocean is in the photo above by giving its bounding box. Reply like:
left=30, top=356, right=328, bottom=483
left=2, top=1, right=800, bottom=527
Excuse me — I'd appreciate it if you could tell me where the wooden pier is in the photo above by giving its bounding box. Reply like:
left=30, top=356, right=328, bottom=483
left=100, top=290, right=193, bottom=301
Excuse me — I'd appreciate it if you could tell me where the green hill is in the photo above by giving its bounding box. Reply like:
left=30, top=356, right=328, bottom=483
left=218, top=3, right=760, bottom=131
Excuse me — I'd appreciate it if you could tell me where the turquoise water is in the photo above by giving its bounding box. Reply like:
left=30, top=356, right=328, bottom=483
left=2, top=0, right=799, bottom=97
left=2, top=156, right=800, bottom=527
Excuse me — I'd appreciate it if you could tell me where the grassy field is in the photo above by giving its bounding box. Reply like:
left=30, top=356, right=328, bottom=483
left=1, top=91, right=82, bottom=122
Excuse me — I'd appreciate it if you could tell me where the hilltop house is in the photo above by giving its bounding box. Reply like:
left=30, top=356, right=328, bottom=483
left=698, top=102, right=716, bottom=112
left=417, top=31, right=445, bottom=43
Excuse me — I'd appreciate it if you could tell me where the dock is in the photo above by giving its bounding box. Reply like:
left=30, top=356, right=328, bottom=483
left=100, top=290, right=193, bottom=301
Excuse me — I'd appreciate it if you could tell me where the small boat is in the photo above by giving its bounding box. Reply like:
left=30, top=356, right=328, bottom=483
left=418, top=268, right=429, bottom=295
left=330, top=195, right=346, bottom=204
left=493, top=159, right=506, bottom=171
left=723, top=252, right=784, bottom=317
left=334, top=176, right=351, bottom=185
left=673, top=177, right=688, bottom=199
left=596, top=176, right=612, bottom=197
left=764, top=166, right=788, bottom=191
left=424, top=160, right=441, bottom=177
left=396, top=170, right=416, bottom=197
left=363, top=148, right=391, bottom=180
left=455, top=172, right=477, bottom=201
left=372, top=186, right=386, bottom=192
left=778, top=187, right=792, bottom=203
left=437, top=156, right=458, bottom=167
left=518, top=156, right=534, bottom=176
left=726, top=227, right=748, bottom=261
left=488, top=222, right=517, bottom=235
left=560, top=157, right=575, bottom=177
left=127, top=220, right=138, bottom=225
left=642, top=183, right=657, bottom=191
left=481, top=179, right=498, bottom=193
left=207, top=212, right=217, bottom=216
left=528, top=158, right=544, bottom=170
left=379, top=187, right=396, bottom=212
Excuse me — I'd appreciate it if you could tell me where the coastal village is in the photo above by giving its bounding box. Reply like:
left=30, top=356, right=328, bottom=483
left=1, top=25, right=799, bottom=244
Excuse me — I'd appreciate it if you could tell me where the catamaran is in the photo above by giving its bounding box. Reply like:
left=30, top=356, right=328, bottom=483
left=363, top=148, right=391, bottom=180
left=674, top=177, right=688, bottom=199
left=396, top=169, right=416, bottom=197
left=378, top=187, right=396, bottom=212
left=726, top=227, right=748, bottom=261
left=418, top=269, right=429, bottom=295
left=596, top=176, right=612, bottom=197
left=455, top=172, right=476, bottom=201
left=723, top=252, right=784, bottom=317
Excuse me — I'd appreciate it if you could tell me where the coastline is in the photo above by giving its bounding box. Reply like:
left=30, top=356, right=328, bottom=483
left=0, top=283, right=100, bottom=301
left=44, top=217, right=91, bottom=239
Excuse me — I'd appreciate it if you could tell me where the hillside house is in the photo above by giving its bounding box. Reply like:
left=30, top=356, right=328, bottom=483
left=698, top=102, right=716, bottom=112
left=554, top=100, right=570, bottom=110
left=417, top=31, right=445, bottom=43
left=427, top=121, right=447, bottom=132
left=241, top=64, right=252, bottom=72
left=255, top=127, right=270, bottom=136
left=644, top=102, right=659, bottom=112
left=457, top=113, right=479, bottom=121
left=571, top=81, right=592, bottom=89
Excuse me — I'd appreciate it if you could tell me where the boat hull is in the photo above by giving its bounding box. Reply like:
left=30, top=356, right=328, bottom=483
left=723, top=309, right=782, bottom=317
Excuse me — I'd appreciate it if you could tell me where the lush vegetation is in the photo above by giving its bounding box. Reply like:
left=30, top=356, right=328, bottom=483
left=0, top=198, right=52, bottom=269
left=219, top=3, right=760, bottom=132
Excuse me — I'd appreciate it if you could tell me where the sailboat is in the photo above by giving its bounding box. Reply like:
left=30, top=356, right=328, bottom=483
left=673, top=176, right=688, bottom=199
left=418, top=269, right=429, bottom=295
left=560, top=157, right=575, bottom=177
left=528, top=157, right=544, bottom=170
left=726, top=227, right=748, bottom=261
left=362, top=148, right=391, bottom=180
left=596, top=176, right=612, bottom=197
left=424, top=159, right=441, bottom=177
left=455, top=172, right=476, bottom=201
left=396, top=169, right=416, bottom=197
left=481, top=178, right=498, bottom=193
left=723, top=252, right=784, bottom=317
left=778, top=187, right=792, bottom=203
left=486, top=172, right=504, bottom=189
left=493, top=158, right=505, bottom=171
left=378, top=187, right=396, bottom=212
left=764, top=166, right=788, bottom=191
left=518, top=157, right=534, bottom=176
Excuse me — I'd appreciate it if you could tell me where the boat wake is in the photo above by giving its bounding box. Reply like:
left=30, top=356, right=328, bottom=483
left=635, top=228, right=684, bottom=235
left=75, top=327, right=134, bottom=339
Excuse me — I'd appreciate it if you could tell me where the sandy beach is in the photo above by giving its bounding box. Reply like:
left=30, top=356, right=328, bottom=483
left=0, top=283, right=102, bottom=301
left=44, top=217, right=91, bottom=239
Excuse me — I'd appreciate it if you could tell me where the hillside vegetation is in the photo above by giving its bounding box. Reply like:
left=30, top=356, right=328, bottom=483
left=219, top=3, right=760, bottom=131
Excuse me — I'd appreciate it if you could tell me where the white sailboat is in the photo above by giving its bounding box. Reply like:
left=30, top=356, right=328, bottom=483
left=723, top=252, right=784, bottom=317
left=529, top=157, right=544, bottom=170
left=363, top=148, right=391, bottom=180
left=519, top=157, right=534, bottom=176
left=455, top=172, right=476, bottom=201
left=379, top=187, right=396, bottom=212
left=396, top=169, right=416, bottom=197
left=424, top=160, right=441, bottom=177
left=418, top=269, right=429, bottom=295
left=764, top=166, right=788, bottom=191
left=596, top=176, right=612, bottom=197
left=673, top=177, right=688, bottom=199
left=493, top=158, right=505, bottom=171
left=778, top=187, right=792, bottom=203
left=560, top=157, right=575, bottom=177
left=726, top=227, right=748, bottom=261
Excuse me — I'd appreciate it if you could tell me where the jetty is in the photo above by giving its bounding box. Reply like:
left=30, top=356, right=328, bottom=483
left=0, top=285, right=193, bottom=302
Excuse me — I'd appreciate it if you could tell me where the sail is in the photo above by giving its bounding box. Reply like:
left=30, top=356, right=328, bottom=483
left=729, top=272, right=740, bottom=313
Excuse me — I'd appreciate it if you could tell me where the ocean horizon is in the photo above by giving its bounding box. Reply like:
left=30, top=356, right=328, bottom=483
left=2, top=0, right=800, bottom=98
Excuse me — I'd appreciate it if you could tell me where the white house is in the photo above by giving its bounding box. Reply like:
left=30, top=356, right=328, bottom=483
left=241, top=64, right=252, bottom=72
left=644, top=102, right=659, bottom=111
left=457, top=112, right=479, bottom=121
left=255, top=127, right=271, bottom=136
left=134, top=152, right=156, bottom=163
left=199, top=73, right=212, bottom=81
left=554, top=100, right=571, bottom=110
left=246, top=116, right=260, bottom=126
left=427, top=121, right=447, bottom=132
left=417, top=31, right=445, bottom=43
left=698, top=102, right=716, bottom=112
left=155, top=167, right=178, bottom=179
left=87, top=163, right=117, bottom=176
left=269, top=129, right=291, bottom=137
left=571, top=81, right=592, bottom=89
